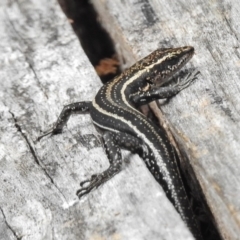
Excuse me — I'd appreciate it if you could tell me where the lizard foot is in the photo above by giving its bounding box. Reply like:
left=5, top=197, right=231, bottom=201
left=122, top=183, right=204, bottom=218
left=76, top=166, right=120, bottom=199
left=76, top=172, right=110, bottom=199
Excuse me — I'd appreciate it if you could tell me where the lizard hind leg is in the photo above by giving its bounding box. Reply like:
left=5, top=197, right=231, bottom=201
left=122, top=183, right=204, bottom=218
left=76, top=131, right=146, bottom=199
left=76, top=131, right=123, bottom=198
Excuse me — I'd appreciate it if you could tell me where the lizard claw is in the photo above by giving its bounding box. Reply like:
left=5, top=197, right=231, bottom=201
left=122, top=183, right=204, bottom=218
left=76, top=173, right=106, bottom=199
left=76, top=165, right=120, bottom=199
left=35, top=128, right=63, bottom=142
left=177, top=70, right=200, bottom=90
left=79, top=174, right=97, bottom=187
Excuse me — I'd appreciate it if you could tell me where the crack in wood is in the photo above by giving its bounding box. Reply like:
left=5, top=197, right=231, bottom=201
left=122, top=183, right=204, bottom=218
left=8, top=110, right=68, bottom=204
left=0, top=206, right=22, bottom=240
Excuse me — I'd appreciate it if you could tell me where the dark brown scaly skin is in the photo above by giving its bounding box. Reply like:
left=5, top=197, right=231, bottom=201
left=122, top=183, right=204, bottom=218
left=38, top=46, right=202, bottom=239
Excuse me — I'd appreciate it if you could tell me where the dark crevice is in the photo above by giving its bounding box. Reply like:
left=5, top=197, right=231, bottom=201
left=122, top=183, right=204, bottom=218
left=9, top=111, right=68, bottom=203
left=58, top=0, right=121, bottom=84
left=177, top=145, right=222, bottom=240
left=0, top=207, right=22, bottom=240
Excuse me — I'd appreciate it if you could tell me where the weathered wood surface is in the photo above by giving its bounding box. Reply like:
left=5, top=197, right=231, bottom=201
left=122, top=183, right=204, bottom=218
left=91, top=1, right=240, bottom=240
left=0, top=0, right=195, bottom=240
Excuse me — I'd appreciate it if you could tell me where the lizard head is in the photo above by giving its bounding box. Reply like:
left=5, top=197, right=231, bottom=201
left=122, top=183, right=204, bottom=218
left=140, top=46, right=194, bottom=86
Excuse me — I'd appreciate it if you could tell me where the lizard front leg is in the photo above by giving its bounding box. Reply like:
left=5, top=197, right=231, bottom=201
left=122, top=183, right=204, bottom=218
left=131, top=71, right=199, bottom=106
left=37, top=101, right=91, bottom=141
